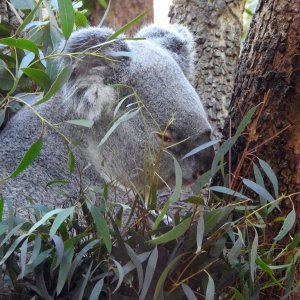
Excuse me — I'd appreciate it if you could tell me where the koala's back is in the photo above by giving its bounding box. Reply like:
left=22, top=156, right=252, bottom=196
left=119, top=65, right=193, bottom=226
left=0, top=97, right=103, bottom=217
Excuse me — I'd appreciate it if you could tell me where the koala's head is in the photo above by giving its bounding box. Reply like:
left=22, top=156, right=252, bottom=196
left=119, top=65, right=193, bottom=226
left=60, top=25, right=214, bottom=190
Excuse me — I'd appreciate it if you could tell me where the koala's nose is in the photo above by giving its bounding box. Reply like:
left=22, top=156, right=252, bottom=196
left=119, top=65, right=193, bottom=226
left=192, top=146, right=215, bottom=180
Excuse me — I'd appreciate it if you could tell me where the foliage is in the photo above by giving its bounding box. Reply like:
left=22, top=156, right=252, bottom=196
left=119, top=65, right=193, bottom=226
left=0, top=1, right=299, bottom=299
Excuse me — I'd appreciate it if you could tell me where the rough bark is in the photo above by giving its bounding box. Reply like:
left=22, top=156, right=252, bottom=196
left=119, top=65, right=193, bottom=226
left=0, top=0, right=20, bottom=31
left=90, top=0, right=153, bottom=34
left=225, top=1, right=300, bottom=297
left=169, top=0, right=245, bottom=138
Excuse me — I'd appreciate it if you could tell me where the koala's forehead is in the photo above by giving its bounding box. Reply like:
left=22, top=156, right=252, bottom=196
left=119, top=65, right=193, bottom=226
left=119, top=40, right=211, bottom=134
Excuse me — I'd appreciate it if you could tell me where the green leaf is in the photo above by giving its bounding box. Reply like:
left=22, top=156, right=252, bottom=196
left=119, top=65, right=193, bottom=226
left=205, top=271, right=215, bottom=300
left=0, top=234, right=28, bottom=265
left=0, top=197, right=3, bottom=222
left=89, top=205, right=112, bottom=253
left=33, top=66, right=73, bottom=106
left=75, top=11, right=89, bottom=28
left=50, top=207, right=74, bottom=238
left=110, top=258, right=125, bottom=293
left=210, top=186, right=248, bottom=200
left=46, top=179, right=70, bottom=187
left=181, top=140, right=219, bottom=160
left=250, top=227, right=258, bottom=282
left=182, top=284, right=197, bottom=300
left=65, top=119, right=94, bottom=128
left=140, top=247, right=158, bottom=300
left=19, top=238, right=28, bottom=279
left=196, top=208, right=205, bottom=253
left=253, top=163, right=267, bottom=214
left=18, top=52, right=35, bottom=78
left=153, top=253, right=185, bottom=300
left=125, top=244, right=144, bottom=293
left=0, top=222, right=25, bottom=247
left=192, top=165, right=221, bottom=194
left=67, top=148, right=75, bottom=174
left=58, top=0, right=75, bottom=39
left=258, top=158, right=279, bottom=199
left=274, top=208, right=296, bottom=242
left=78, top=262, right=93, bottom=300
left=107, top=11, right=148, bottom=41
left=28, top=208, right=64, bottom=234
left=211, top=106, right=258, bottom=172
left=68, top=239, right=99, bottom=286
left=242, top=178, right=275, bottom=203
left=16, top=0, right=43, bottom=34
left=149, top=217, right=191, bottom=245
left=57, top=246, right=74, bottom=295
left=152, top=156, right=182, bottom=230
left=52, top=235, right=64, bottom=270
left=231, top=288, right=245, bottom=300
left=89, top=279, right=104, bottom=300
left=227, top=228, right=244, bottom=265
left=256, top=256, right=282, bottom=287
left=22, top=67, right=52, bottom=90
left=0, top=37, right=39, bottom=54
left=97, top=0, right=107, bottom=8
left=2, top=138, right=43, bottom=180
left=98, top=108, right=140, bottom=146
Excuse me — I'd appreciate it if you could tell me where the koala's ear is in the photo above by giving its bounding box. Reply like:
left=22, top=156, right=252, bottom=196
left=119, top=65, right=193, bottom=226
left=59, top=27, right=130, bottom=121
left=136, top=24, right=195, bottom=80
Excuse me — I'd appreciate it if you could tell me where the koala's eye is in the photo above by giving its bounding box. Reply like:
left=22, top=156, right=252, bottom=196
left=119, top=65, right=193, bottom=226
left=157, top=132, right=173, bottom=144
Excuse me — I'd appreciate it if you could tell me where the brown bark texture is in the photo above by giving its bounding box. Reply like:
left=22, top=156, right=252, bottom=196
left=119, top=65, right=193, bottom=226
left=227, top=0, right=300, bottom=213
left=226, top=1, right=300, bottom=297
left=0, top=0, right=21, bottom=31
left=169, top=0, right=245, bottom=138
left=90, top=0, right=153, bottom=35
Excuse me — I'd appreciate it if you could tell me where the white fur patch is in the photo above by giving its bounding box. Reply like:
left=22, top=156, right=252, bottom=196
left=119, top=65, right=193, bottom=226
left=61, top=67, right=115, bottom=121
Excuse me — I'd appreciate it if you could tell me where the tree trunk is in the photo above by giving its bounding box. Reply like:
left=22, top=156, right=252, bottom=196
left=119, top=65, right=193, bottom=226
left=169, top=0, right=245, bottom=138
left=89, top=0, right=153, bottom=35
left=226, top=1, right=300, bottom=297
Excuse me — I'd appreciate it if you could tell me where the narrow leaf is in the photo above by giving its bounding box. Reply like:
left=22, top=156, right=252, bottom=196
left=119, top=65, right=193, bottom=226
left=58, top=0, right=75, bottom=39
left=125, top=244, right=144, bottom=293
left=68, top=239, right=99, bottom=286
left=16, top=0, right=43, bottom=34
left=242, top=178, right=275, bottom=203
left=250, top=227, right=258, bottom=282
left=205, top=271, right=215, bottom=300
left=110, top=258, right=125, bottom=293
left=196, top=208, right=205, bottom=253
left=50, top=207, right=74, bottom=238
left=0, top=37, right=38, bottom=54
left=65, top=119, right=94, bottom=128
left=108, top=11, right=148, bottom=41
left=68, top=148, right=75, bottom=174
left=22, top=67, right=52, bottom=90
left=98, top=108, right=140, bottom=146
left=152, top=156, right=182, bottom=230
left=149, top=217, right=191, bottom=245
left=153, top=254, right=185, bottom=300
left=210, top=186, right=248, bottom=200
left=52, top=235, right=64, bottom=269
left=33, top=66, right=73, bottom=106
left=274, top=208, right=296, bottom=242
left=89, top=205, right=112, bottom=252
left=57, top=246, right=74, bottom=295
left=3, top=138, right=43, bottom=180
left=89, top=279, right=104, bottom=300
left=182, top=284, right=197, bottom=300
left=258, top=158, right=279, bottom=199
left=140, top=246, right=158, bottom=300
left=181, top=140, right=219, bottom=160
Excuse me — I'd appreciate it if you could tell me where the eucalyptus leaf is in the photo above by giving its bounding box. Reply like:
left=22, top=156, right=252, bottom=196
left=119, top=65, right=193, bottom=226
left=58, top=0, right=75, bottom=39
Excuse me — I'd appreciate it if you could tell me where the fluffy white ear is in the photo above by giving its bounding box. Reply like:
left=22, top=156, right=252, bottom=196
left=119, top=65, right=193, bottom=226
left=136, top=24, right=195, bottom=80
left=59, top=27, right=130, bottom=121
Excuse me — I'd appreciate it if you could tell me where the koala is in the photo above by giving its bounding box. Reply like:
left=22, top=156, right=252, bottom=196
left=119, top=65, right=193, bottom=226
left=0, top=24, right=214, bottom=218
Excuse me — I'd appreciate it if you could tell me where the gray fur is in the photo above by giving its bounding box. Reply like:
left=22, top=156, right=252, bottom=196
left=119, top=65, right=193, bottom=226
left=0, top=25, right=214, bottom=218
